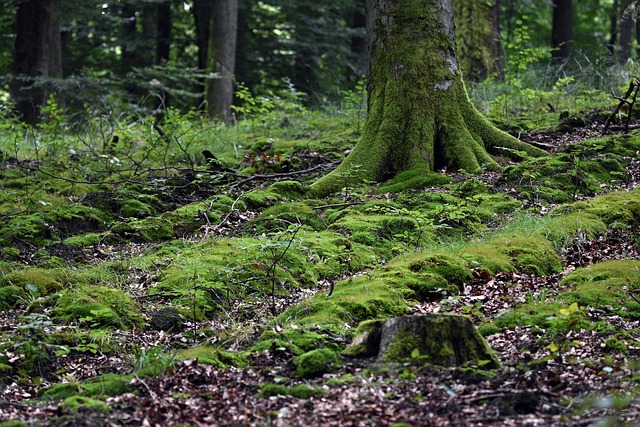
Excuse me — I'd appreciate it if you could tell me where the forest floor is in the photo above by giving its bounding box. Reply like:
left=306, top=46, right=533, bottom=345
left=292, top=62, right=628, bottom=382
left=0, top=108, right=640, bottom=426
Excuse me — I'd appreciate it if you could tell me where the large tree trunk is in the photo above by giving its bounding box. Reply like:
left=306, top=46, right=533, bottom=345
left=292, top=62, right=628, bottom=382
left=206, top=0, right=238, bottom=122
left=551, top=0, right=573, bottom=59
left=311, top=0, right=546, bottom=196
left=11, top=0, right=61, bottom=125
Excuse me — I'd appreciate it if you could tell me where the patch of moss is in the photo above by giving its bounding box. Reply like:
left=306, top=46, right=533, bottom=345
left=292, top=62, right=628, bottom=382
left=110, top=216, right=174, bottom=242
left=39, top=373, right=134, bottom=400
left=461, top=234, right=561, bottom=276
left=253, top=202, right=325, bottom=232
left=119, top=199, right=156, bottom=218
left=504, top=132, right=636, bottom=203
left=47, top=285, right=142, bottom=329
left=259, top=383, right=324, bottom=398
left=59, top=396, right=110, bottom=413
left=559, top=260, right=640, bottom=318
left=240, top=188, right=283, bottom=209
left=378, top=252, right=472, bottom=301
left=64, top=232, right=104, bottom=247
left=177, top=345, right=248, bottom=368
left=270, top=180, right=305, bottom=198
left=253, top=325, right=344, bottom=356
left=555, top=191, right=640, bottom=228
left=536, top=212, right=607, bottom=247
left=0, top=268, right=70, bottom=302
left=293, top=348, right=340, bottom=378
left=376, top=170, right=452, bottom=193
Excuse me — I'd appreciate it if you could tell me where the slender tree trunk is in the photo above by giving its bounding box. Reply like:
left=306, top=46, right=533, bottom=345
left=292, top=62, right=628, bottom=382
left=311, top=0, right=545, bottom=196
left=206, top=0, right=238, bottom=121
left=11, top=0, right=60, bottom=124
left=610, top=0, right=620, bottom=55
left=619, top=0, right=635, bottom=63
left=551, top=0, right=573, bottom=59
left=156, top=0, right=172, bottom=64
left=194, top=0, right=213, bottom=71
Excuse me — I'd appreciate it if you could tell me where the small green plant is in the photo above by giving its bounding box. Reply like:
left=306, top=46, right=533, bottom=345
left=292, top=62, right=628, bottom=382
left=342, top=75, right=367, bottom=136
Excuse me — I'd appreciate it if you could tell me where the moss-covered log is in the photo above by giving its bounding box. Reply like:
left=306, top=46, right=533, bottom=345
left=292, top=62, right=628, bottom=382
left=311, top=0, right=546, bottom=196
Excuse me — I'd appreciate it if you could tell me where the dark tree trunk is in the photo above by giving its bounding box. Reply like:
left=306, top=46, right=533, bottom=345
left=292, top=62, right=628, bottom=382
left=193, top=0, right=213, bottom=72
left=349, top=0, right=367, bottom=77
left=610, top=0, right=620, bottom=55
left=234, top=0, right=250, bottom=87
left=311, top=0, right=545, bottom=196
left=11, top=0, right=61, bottom=125
left=156, top=0, right=172, bottom=64
left=619, top=0, right=635, bottom=63
left=206, top=0, right=238, bottom=121
left=551, top=0, right=573, bottom=59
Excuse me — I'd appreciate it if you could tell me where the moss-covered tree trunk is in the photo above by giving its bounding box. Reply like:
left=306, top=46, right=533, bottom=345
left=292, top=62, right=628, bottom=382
left=311, top=0, right=546, bottom=196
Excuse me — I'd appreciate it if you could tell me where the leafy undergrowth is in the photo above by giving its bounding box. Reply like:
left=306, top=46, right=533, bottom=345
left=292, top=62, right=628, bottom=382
left=1, top=107, right=640, bottom=426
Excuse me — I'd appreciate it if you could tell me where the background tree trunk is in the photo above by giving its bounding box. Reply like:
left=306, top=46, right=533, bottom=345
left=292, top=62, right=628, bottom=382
left=156, top=0, right=172, bottom=64
left=206, top=0, right=238, bottom=122
left=619, top=0, right=635, bottom=63
left=551, top=0, right=573, bottom=59
left=454, top=0, right=501, bottom=81
left=11, top=0, right=60, bottom=124
left=311, top=0, right=545, bottom=196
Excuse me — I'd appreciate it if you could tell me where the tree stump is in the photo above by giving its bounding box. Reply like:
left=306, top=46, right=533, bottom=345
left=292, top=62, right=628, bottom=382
left=344, top=314, right=500, bottom=369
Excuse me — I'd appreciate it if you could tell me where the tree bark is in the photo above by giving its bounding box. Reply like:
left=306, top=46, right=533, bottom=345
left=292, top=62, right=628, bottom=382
left=156, top=0, right=172, bottom=64
left=11, top=0, right=61, bottom=125
left=551, top=0, right=573, bottom=59
left=311, top=0, right=546, bottom=196
left=619, top=0, right=635, bottom=63
left=344, top=315, right=500, bottom=368
left=454, top=0, right=501, bottom=81
left=206, top=0, right=238, bottom=122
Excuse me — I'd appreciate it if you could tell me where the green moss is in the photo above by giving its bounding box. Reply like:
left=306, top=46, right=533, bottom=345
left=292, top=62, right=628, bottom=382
left=0, top=268, right=70, bottom=303
left=270, top=180, right=305, bottom=198
left=240, top=189, right=283, bottom=209
left=559, top=260, right=640, bottom=318
left=48, top=285, right=142, bottom=329
left=110, top=216, right=174, bottom=242
left=461, top=234, right=561, bottom=275
left=293, top=348, right=340, bottom=378
left=259, top=382, right=324, bottom=398
left=555, top=191, right=640, bottom=228
left=64, top=232, right=104, bottom=247
left=254, top=202, right=325, bottom=232
left=376, top=171, right=452, bottom=193
left=504, top=145, right=630, bottom=203
left=177, top=345, right=248, bottom=368
left=378, top=252, right=472, bottom=301
left=119, top=199, right=156, bottom=218
left=1, top=246, right=20, bottom=260
left=254, top=327, right=337, bottom=356
left=60, top=396, right=110, bottom=413
left=39, top=373, right=134, bottom=399
left=536, top=212, right=607, bottom=247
